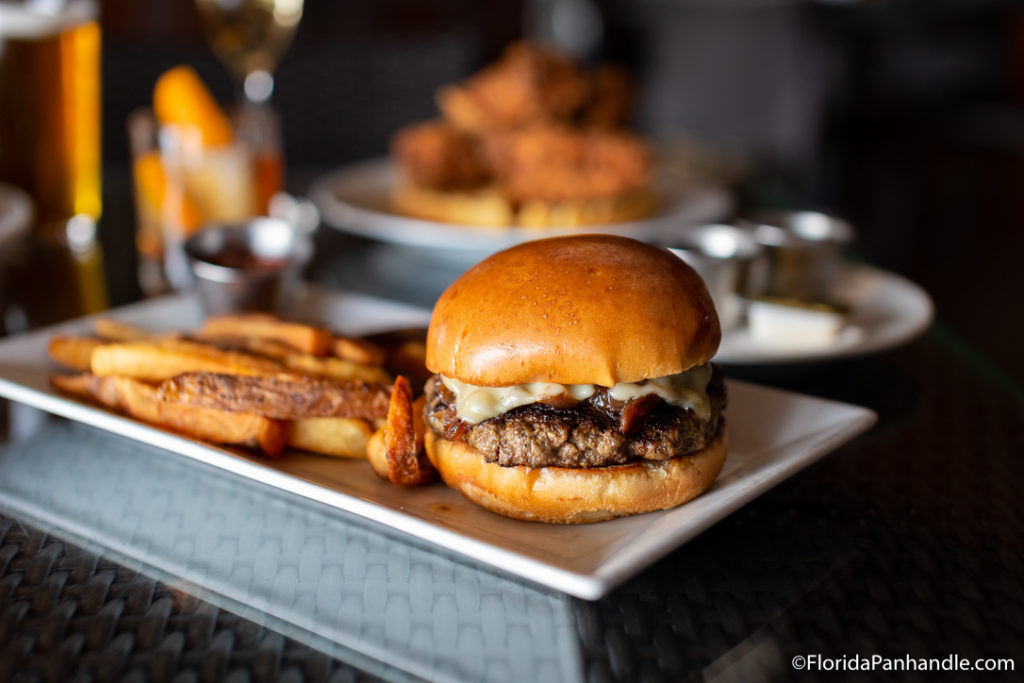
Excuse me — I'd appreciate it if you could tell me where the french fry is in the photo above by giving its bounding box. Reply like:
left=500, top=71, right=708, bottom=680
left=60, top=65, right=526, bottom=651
left=331, top=336, right=385, bottom=366
left=368, top=377, right=436, bottom=485
left=281, top=354, right=392, bottom=384
left=91, top=340, right=285, bottom=382
left=185, top=334, right=390, bottom=384
left=201, top=314, right=331, bottom=356
left=289, top=417, right=372, bottom=458
left=49, top=312, right=415, bottom=465
left=48, top=336, right=105, bottom=372
left=156, top=373, right=390, bottom=421
left=53, top=373, right=288, bottom=456
left=50, top=373, right=93, bottom=399
left=365, top=328, right=430, bottom=394
left=93, top=317, right=169, bottom=342
left=187, top=333, right=296, bottom=360
left=366, top=428, right=389, bottom=478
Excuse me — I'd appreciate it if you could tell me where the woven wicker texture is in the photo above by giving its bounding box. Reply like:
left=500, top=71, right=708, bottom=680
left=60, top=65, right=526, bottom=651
left=0, top=336, right=1020, bottom=681
left=573, top=338, right=1024, bottom=681
left=0, top=416, right=580, bottom=682
left=0, top=517, right=369, bottom=682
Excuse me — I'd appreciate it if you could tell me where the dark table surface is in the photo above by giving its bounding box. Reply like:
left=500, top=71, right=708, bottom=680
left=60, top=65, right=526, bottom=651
left=0, top=194, right=1022, bottom=682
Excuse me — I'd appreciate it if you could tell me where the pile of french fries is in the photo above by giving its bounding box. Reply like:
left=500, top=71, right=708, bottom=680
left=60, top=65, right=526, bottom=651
left=48, top=313, right=437, bottom=484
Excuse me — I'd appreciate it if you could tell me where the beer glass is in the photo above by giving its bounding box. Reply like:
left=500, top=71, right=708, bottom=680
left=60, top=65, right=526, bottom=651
left=0, top=0, right=106, bottom=322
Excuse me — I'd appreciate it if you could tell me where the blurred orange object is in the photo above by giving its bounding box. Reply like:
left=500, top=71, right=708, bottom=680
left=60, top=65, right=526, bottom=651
left=254, top=149, right=283, bottom=212
left=132, top=151, right=203, bottom=249
left=153, top=65, right=235, bottom=147
left=130, top=67, right=284, bottom=295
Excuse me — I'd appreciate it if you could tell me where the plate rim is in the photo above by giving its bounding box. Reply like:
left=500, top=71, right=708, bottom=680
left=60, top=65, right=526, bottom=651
left=309, top=156, right=734, bottom=253
left=715, top=263, right=934, bottom=365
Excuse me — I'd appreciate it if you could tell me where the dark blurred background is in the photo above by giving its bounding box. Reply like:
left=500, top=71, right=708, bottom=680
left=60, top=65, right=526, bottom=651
left=98, top=0, right=1024, bottom=386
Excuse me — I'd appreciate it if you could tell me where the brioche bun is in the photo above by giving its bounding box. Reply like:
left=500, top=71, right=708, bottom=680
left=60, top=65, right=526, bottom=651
left=426, top=234, right=720, bottom=387
left=424, top=423, right=727, bottom=524
left=424, top=235, right=725, bottom=524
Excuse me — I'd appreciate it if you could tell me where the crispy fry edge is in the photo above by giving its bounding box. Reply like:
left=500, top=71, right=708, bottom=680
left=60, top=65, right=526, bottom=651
left=371, top=377, right=436, bottom=485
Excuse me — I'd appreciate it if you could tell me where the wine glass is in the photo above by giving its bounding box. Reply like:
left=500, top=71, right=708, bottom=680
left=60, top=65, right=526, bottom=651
left=194, top=0, right=304, bottom=105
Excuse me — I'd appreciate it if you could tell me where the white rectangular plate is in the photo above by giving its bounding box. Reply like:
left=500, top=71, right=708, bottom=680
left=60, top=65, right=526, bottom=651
left=0, top=287, right=875, bottom=600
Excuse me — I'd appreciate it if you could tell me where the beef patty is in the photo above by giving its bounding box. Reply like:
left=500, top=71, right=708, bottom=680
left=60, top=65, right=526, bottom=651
left=424, top=366, right=725, bottom=468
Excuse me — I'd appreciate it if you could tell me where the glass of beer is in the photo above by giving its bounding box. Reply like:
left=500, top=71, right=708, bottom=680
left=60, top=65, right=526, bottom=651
left=127, top=100, right=283, bottom=296
left=0, top=0, right=106, bottom=322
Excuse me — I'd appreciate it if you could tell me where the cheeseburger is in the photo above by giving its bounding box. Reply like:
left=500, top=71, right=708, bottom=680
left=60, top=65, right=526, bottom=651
left=423, top=235, right=727, bottom=523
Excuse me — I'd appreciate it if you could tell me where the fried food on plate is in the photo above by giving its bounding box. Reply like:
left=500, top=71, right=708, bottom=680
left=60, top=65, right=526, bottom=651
left=48, top=335, right=105, bottom=372
left=390, top=41, right=655, bottom=228
left=93, top=317, right=168, bottom=342
left=290, top=417, right=375, bottom=459
left=330, top=336, right=385, bottom=367
left=581, top=65, right=633, bottom=129
left=183, top=333, right=391, bottom=384
left=200, top=314, right=332, bottom=356
left=156, top=373, right=390, bottom=421
left=280, top=354, right=392, bottom=384
left=437, top=42, right=591, bottom=132
left=391, top=183, right=514, bottom=227
left=391, top=121, right=653, bottom=226
left=90, top=340, right=286, bottom=382
left=391, top=120, right=489, bottom=191
left=482, top=124, right=652, bottom=204
left=367, top=377, right=436, bottom=485
left=52, top=373, right=290, bottom=456
left=362, top=328, right=432, bottom=396
left=189, top=334, right=298, bottom=360
left=48, top=313, right=422, bottom=462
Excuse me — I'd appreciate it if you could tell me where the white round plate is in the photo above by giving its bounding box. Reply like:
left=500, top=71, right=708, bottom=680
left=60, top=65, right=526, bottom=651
left=310, top=157, right=733, bottom=255
left=715, top=264, right=934, bottom=364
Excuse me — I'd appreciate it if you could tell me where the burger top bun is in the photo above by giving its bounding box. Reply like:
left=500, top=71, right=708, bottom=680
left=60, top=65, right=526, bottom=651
left=426, top=235, right=721, bottom=387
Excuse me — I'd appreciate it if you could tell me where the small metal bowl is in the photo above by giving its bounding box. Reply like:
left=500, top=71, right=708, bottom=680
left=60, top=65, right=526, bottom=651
left=184, top=217, right=312, bottom=314
left=742, top=210, right=854, bottom=302
left=667, top=224, right=763, bottom=330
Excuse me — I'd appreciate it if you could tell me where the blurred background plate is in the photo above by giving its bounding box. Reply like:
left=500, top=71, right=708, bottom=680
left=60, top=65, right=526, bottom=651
left=310, top=157, right=733, bottom=255
left=715, top=263, right=934, bottom=365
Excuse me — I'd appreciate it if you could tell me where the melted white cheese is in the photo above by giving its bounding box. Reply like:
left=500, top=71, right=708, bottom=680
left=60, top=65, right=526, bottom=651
left=441, top=363, right=713, bottom=424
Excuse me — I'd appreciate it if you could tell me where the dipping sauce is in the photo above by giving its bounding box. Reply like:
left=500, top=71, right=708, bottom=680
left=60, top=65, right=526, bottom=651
left=183, top=217, right=311, bottom=314
left=203, top=244, right=287, bottom=270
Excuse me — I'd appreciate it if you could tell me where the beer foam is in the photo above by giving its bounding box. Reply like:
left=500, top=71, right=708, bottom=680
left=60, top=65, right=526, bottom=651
left=0, top=1, right=96, bottom=39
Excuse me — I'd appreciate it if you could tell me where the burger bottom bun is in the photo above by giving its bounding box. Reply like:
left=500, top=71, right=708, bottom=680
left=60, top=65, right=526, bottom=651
left=424, top=423, right=727, bottom=524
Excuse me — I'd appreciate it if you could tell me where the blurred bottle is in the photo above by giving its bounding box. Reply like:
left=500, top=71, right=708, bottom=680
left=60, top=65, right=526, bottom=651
left=0, top=0, right=107, bottom=324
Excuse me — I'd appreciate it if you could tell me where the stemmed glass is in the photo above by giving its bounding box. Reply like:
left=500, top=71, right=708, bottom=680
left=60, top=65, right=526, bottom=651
left=194, top=0, right=304, bottom=105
